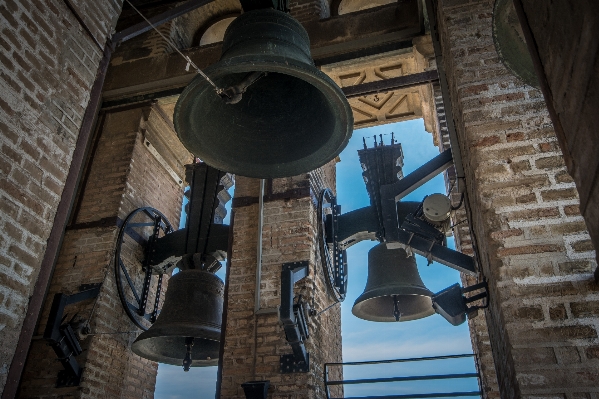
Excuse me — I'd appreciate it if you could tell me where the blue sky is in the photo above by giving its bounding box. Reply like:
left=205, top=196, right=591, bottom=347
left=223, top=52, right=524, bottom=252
left=155, top=119, right=478, bottom=398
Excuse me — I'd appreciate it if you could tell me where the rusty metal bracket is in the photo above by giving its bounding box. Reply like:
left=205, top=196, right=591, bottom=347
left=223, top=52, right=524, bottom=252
left=44, top=284, right=102, bottom=387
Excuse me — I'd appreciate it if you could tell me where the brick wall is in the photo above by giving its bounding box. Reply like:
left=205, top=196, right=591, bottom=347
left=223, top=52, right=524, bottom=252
left=18, top=105, right=188, bottom=398
left=431, top=83, right=500, bottom=398
left=220, top=172, right=342, bottom=398
left=437, top=0, right=599, bottom=397
left=517, top=0, right=599, bottom=279
left=0, top=0, right=122, bottom=392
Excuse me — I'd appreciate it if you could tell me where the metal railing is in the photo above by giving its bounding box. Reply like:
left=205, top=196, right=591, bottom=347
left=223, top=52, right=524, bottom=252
left=324, top=354, right=481, bottom=399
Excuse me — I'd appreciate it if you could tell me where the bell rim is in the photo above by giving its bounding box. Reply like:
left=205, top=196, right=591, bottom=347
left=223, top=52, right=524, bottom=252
left=131, top=336, right=220, bottom=367
left=132, top=321, right=222, bottom=342
left=351, top=290, right=435, bottom=322
left=174, top=57, right=354, bottom=178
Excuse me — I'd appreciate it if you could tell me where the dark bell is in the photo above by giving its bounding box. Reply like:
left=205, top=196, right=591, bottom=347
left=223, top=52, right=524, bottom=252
left=174, top=8, right=353, bottom=178
left=492, top=0, right=539, bottom=88
left=352, top=244, right=434, bottom=322
left=131, top=269, right=224, bottom=367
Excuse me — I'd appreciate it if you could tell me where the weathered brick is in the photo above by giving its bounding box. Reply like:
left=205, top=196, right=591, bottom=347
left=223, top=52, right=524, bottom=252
left=514, top=306, right=544, bottom=321
left=541, top=188, right=578, bottom=201
left=555, top=170, right=574, bottom=184
left=512, top=347, right=556, bottom=366
left=570, top=301, right=599, bottom=318
left=536, top=156, right=565, bottom=169
left=564, top=204, right=580, bottom=216
left=571, top=240, right=594, bottom=252
left=558, top=261, right=594, bottom=274
left=549, top=304, right=567, bottom=320
left=508, top=207, right=560, bottom=221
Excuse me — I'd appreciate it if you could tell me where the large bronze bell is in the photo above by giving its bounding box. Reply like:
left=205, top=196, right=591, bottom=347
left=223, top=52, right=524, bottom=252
left=174, top=8, right=353, bottom=178
left=131, top=269, right=224, bottom=368
left=352, top=244, right=435, bottom=322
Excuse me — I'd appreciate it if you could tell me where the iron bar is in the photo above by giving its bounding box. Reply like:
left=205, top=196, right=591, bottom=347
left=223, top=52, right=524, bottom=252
left=326, top=354, right=474, bottom=367
left=342, top=70, right=439, bottom=98
left=254, top=179, right=265, bottom=313
left=327, top=373, right=479, bottom=386
left=215, top=209, right=235, bottom=399
left=324, top=354, right=480, bottom=399
left=332, top=392, right=481, bottom=399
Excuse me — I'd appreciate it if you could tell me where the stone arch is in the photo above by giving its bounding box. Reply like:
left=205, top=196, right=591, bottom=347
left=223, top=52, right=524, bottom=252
left=331, top=0, right=395, bottom=16
left=195, top=13, right=240, bottom=46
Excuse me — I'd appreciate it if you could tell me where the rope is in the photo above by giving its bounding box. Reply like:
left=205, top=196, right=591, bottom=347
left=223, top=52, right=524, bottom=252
left=124, top=0, right=223, bottom=96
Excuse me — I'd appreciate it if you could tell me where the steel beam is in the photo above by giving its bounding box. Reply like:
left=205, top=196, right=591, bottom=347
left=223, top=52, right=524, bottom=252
left=388, top=230, right=476, bottom=275
left=342, top=70, right=439, bottom=98
left=381, top=150, right=453, bottom=203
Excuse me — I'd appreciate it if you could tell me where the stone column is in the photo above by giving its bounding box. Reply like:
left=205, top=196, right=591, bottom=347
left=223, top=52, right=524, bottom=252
left=18, top=104, right=190, bottom=398
left=219, top=167, right=343, bottom=399
left=437, top=0, right=599, bottom=397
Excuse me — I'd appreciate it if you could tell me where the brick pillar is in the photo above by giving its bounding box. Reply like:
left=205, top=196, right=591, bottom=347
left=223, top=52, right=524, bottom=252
left=219, top=168, right=342, bottom=399
left=431, top=84, right=500, bottom=398
left=18, top=104, right=190, bottom=398
left=0, top=0, right=123, bottom=393
left=437, top=0, right=599, bottom=397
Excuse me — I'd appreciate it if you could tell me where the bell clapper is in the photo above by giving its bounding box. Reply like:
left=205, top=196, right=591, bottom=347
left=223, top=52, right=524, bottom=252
left=393, top=295, right=401, bottom=322
left=182, top=337, right=195, bottom=372
left=219, top=71, right=268, bottom=104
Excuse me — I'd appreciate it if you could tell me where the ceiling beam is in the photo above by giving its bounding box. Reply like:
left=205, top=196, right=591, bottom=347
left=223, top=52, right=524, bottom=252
left=112, top=0, right=216, bottom=46
left=103, top=0, right=423, bottom=102
left=342, top=70, right=439, bottom=98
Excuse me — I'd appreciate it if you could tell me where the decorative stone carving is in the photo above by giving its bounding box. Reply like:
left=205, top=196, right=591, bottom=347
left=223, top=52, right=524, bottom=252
left=321, top=44, right=436, bottom=132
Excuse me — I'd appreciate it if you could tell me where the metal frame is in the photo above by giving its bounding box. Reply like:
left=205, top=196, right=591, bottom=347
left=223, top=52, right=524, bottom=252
left=324, top=354, right=482, bottom=399
left=318, top=189, right=348, bottom=302
left=280, top=261, right=310, bottom=370
left=319, top=150, right=477, bottom=276
left=43, top=284, right=102, bottom=387
left=114, top=207, right=173, bottom=330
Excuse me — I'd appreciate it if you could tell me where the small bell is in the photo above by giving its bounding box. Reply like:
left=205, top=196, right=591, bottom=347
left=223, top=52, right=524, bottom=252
left=352, top=244, right=434, bottom=322
left=131, top=269, right=224, bottom=367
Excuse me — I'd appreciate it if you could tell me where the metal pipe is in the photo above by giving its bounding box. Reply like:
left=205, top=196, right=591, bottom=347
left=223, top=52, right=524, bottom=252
left=215, top=209, right=235, bottom=399
left=254, top=179, right=265, bottom=313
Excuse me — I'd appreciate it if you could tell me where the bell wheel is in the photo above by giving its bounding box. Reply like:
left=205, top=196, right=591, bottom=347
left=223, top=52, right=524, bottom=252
left=318, top=189, right=347, bottom=302
left=115, top=207, right=174, bottom=331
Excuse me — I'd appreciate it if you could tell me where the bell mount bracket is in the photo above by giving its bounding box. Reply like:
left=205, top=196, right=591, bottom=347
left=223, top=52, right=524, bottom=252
left=317, top=188, right=348, bottom=303
left=44, top=283, right=102, bottom=387
left=280, top=261, right=310, bottom=372
left=115, top=207, right=174, bottom=331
